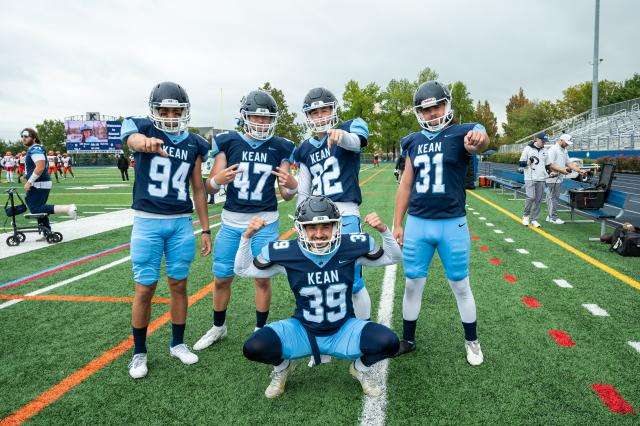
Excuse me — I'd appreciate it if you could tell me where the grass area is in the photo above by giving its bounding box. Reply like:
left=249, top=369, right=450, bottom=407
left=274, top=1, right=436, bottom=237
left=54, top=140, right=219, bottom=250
left=0, top=170, right=638, bottom=424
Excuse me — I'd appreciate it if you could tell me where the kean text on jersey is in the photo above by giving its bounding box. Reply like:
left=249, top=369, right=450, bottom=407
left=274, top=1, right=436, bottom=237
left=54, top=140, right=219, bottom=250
left=307, top=269, right=339, bottom=285
left=417, top=142, right=442, bottom=154
left=165, top=146, right=189, bottom=161
left=242, top=151, right=268, bottom=163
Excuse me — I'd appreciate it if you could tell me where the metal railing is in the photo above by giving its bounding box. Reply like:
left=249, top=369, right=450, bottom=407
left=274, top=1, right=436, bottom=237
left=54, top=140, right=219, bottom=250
left=500, top=97, right=640, bottom=153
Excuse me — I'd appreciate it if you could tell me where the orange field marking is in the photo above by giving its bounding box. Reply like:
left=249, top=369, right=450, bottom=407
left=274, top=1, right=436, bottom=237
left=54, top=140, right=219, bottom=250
left=0, top=295, right=170, bottom=304
left=0, top=283, right=214, bottom=426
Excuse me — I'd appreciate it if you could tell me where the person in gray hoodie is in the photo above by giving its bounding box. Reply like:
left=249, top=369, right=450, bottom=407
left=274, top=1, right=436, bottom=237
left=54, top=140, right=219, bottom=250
left=519, top=132, right=550, bottom=228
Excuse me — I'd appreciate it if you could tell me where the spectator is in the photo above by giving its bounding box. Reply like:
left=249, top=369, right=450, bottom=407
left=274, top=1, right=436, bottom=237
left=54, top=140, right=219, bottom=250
left=394, top=154, right=405, bottom=183
left=545, top=134, right=585, bottom=224
left=519, top=132, right=550, bottom=228
left=117, top=153, right=130, bottom=181
left=373, top=152, right=380, bottom=168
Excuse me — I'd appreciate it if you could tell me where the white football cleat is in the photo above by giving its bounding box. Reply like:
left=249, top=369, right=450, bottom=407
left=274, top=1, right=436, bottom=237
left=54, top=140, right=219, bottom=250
left=531, top=220, right=541, bottom=228
left=128, top=353, right=148, bottom=379
left=265, top=361, right=295, bottom=399
left=193, top=324, right=227, bottom=350
left=349, top=363, right=382, bottom=397
left=170, top=344, right=199, bottom=365
left=546, top=217, right=564, bottom=225
left=521, top=216, right=530, bottom=226
left=307, top=354, right=332, bottom=367
left=465, top=340, right=484, bottom=366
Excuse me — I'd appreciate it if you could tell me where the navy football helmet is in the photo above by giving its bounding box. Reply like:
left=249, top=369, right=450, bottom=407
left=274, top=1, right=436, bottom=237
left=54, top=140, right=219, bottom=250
left=413, top=81, right=453, bottom=132
left=240, top=90, right=278, bottom=140
left=149, top=81, right=191, bottom=134
left=302, top=87, right=339, bottom=133
left=295, top=195, right=342, bottom=255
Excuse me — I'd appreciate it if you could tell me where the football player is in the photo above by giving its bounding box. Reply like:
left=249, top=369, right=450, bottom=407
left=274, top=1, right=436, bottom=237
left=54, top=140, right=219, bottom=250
left=46, top=151, right=59, bottom=183
left=21, top=128, right=77, bottom=238
left=55, top=151, right=64, bottom=179
left=193, top=89, right=297, bottom=351
left=120, top=81, right=212, bottom=379
left=62, top=153, right=74, bottom=178
left=295, top=87, right=373, bottom=330
left=237, top=196, right=401, bottom=398
left=392, top=81, right=489, bottom=365
left=3, top=152, right=14, bottom=183
left=17, top=151, right=26, bottom=183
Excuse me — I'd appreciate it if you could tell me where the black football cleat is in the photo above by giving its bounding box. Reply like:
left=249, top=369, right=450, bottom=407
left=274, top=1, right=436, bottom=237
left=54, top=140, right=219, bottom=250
left=393, top=339, right=416, bottom=357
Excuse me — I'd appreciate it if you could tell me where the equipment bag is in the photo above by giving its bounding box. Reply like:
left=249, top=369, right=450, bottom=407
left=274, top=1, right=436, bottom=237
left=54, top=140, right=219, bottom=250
left=568, top=189, right=607, bottom=210
left=610, top=230, right=640, bottom=257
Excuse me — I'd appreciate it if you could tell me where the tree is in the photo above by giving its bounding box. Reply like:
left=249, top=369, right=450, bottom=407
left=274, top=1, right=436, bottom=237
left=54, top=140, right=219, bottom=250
left=187, top=127, right=203, bottom=136
left=506, top=87, right=529, bottom=115
left=379, top=78, right=418, bottom=157
left=341, top=80, right=381, bottom=152
left=560, top=79, right=622, bottom=116
left=502, top=100, right=561, bottom=144
left=415, top=67, right=439, bottom=85
left=449, top=81, right=474, bottom=124
left=35, top=119, right=65, bottom=152
left=473, top=100, right=498, bottom=148
left=259, top=82, right=305, bottom=143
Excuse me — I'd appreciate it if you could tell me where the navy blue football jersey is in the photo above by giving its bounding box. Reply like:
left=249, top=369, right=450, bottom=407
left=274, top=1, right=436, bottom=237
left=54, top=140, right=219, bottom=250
left=294, top=118, right=368, bottom=204
left=121, top=117, right=210, bottom=215
left=211, top=131, right=295, bottom=213
left=25, top=144, right=50, bottom=182
left=401, top=123, right=486, bottom=219
left=262, top=233, right=374, bottom=335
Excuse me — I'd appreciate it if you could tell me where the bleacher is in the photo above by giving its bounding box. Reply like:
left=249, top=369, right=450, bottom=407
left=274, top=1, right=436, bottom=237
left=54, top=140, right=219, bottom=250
left=500, top=98, right=640, bottom=153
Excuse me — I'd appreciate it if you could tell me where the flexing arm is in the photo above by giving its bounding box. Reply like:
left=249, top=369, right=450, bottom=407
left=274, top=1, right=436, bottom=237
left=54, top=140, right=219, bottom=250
left=234, top=217, right=286, bottom=278
left=358, top=227, right=403, bottom=267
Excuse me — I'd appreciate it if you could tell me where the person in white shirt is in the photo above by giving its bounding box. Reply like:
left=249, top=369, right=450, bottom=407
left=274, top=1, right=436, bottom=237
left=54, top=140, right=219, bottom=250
left=519, top=132, right=550, bottom=228
left=545, top=134, right=585, bottom=224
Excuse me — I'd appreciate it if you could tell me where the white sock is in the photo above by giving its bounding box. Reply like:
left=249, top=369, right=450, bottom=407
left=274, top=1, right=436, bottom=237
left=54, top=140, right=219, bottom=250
left=274, top=359, right=289, bottom=372
left=54, top=205, right=70, bottom=214
left=352, top=287, right=371, bottom=320
left=354, top=358, right=370, bottom=372
left=402, top=277, right=426, bottom=321
left=448, top=277, right=477, bottom=323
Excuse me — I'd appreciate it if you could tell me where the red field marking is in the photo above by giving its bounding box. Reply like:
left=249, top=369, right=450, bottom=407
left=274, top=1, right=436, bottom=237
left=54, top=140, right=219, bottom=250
left=0, top=283, right=214, bottom=426
left=489, top=258, right=502, bottom=265
left=503, top=274, right=518, bottom=282
left=548, top=330, right=575, bottom=347
left=471, top=236, right=480, bottom=241
left=592, top=384, right=636, bottom=414
left=479, top=246, right=489, bottom=251
left=0, top=295, right=170, bottom=304
left=279, top=228, right=296, bottom=240
left=521, top=297, right=541, bottom=308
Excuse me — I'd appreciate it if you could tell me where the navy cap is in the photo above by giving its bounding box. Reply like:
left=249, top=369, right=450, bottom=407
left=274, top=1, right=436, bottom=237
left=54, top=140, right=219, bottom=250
left=536, top=132, right=549, bottom=142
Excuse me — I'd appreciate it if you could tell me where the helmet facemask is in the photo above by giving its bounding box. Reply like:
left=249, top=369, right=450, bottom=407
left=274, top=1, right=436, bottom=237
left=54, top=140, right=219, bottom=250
left=303, top=101, right=339, bottom=134
left=414, top=98, right=454, bottom=132
left=149, top=100, right=191, bottom=134
left=295, top=216, right=342, bottom=256
left=241, top=108, right=278, bottom=140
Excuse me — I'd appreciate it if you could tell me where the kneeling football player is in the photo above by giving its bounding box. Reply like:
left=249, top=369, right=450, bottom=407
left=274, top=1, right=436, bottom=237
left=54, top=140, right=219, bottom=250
left=236, top=196, right=401, bottom=398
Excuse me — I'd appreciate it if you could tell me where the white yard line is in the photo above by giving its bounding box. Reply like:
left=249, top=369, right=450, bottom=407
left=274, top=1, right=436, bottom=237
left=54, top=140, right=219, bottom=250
left=0, top=222, right=222, bottom=310
left=532, top=261, right=547, bottom=269
left=582, top=304, right=610, bottom=317
left=504, top=238, right=514, bottom=243
left=516, top=249, right=529, bottom=254
left=359, top=264, right=397, bottom=426
left=553, top=279, right=573, bottom=288
left=486, top=223, right=494, bottom=227
left=628, top=342, right=640, bottom=353
left=493, top=229, right=503, bottom=234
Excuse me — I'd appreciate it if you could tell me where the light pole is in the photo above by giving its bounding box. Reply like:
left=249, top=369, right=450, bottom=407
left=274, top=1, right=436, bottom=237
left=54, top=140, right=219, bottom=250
left=591, top=0, right=600, bottom=118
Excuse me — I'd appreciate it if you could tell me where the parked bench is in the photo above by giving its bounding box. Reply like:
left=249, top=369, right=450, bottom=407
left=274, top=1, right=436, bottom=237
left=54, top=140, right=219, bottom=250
left=491, top=170, right=525, bottom=200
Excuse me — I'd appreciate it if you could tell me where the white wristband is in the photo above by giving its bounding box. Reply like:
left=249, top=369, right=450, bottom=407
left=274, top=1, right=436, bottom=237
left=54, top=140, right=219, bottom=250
left=28, top=172, right=41, bottom=184
left=285, top=186, right=298, bottom=195
left=210, top=178, right=221, bottom=191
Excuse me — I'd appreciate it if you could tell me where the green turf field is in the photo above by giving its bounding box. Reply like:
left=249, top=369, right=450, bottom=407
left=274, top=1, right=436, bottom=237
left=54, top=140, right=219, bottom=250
left=0, top=167, right=638, bottom=425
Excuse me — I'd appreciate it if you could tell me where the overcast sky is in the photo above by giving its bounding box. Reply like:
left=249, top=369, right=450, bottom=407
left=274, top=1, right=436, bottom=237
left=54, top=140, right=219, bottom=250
left=1, top=0, right=638, bottom=141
